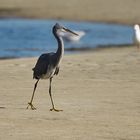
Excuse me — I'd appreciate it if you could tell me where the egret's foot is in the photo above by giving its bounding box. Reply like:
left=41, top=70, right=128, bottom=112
left=50, top=108, right=63, bottom=112
left=26, top=102, right=36, bottom=110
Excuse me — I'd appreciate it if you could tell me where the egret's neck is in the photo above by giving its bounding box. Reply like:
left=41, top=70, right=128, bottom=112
left=54, top=31, right=64, bottom=65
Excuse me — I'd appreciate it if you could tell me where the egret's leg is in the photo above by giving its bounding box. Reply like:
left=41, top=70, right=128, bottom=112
left=27, top=79, right=39, bottom=110
left=49, top=77, right=63, bottom=112
left=137, top=44, right=139, bottom=49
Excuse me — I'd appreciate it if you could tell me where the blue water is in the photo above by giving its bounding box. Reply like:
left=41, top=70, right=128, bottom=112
left=0, top=19, right=134, bottom=58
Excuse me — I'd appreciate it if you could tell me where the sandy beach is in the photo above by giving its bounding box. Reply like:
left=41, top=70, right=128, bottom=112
left=0, top=0, right=140, bottom=24
left=0, top=46, right=140, bottom=139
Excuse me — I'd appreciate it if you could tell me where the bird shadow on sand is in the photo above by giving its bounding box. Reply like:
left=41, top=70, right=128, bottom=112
left=0, top=106, right=6, bottom=109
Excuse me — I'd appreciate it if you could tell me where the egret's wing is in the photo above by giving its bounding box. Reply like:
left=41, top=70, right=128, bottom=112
left=32, top=53, right=55, bottom=79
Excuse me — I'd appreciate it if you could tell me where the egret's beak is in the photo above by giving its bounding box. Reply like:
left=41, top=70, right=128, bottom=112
left=63, top=28, right=79, bottom=36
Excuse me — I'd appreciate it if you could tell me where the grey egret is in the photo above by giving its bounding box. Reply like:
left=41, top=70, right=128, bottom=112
left=134, top=24, right=140, bottom=49
left=26, top=23, right=78, bottom=111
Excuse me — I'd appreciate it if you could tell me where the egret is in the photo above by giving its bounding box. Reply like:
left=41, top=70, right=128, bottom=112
left=27, top=23, right=78, bottom=111
left=134, top=24, right=140, bottom=49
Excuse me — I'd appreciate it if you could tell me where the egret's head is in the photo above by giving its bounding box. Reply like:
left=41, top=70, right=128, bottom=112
left=53, top=23, right=79, bottom=36
left=134, top=24, right=140, bottom=31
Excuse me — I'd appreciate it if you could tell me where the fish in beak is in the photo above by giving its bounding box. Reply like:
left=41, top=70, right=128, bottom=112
left=63, top=27, right=79, bottom=36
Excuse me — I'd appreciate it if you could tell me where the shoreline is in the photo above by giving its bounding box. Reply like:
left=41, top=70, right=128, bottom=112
left=0, top=17, right=135, bottom=26
left=0, top=44, right=134, bottom=60
left=0, top=16, right=135, bottom=26
left=0, top=15, right=137, bottom=26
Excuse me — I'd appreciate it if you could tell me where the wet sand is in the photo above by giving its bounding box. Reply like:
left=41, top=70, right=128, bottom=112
left=0, top=46, right=140, bottom=139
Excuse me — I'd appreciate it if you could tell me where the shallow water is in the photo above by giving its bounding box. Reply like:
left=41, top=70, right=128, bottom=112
left=0, top=19, right=134, bottom=58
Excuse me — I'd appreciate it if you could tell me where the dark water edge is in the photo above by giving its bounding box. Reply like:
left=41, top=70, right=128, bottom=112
left=0, top=44, right=134, bottom=60
left=65, top=43, right=134, bottom=51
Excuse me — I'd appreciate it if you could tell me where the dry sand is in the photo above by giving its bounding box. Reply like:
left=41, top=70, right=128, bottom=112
left=0, top=46, right=140, bottom=140
left=0, top=0, right=140, bottom=24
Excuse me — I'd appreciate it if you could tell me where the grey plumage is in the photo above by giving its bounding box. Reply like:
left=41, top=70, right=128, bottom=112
left=26, top=23, right=78, bottom=111
left=32, top=52, right=59, bottom=79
